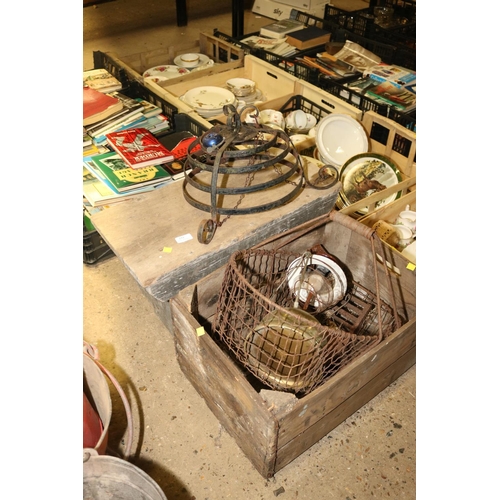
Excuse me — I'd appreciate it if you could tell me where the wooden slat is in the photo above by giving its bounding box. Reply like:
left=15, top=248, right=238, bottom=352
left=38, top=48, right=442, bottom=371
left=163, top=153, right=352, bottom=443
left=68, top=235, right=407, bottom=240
left=275, top=318, right=416, bottom=451
left=339, top=176, right=416, bottom=218
left=92, top=174, right=342, bottom=303
left=171, top=295, right=279, bottom=478
left=274, top=345, right=416, bottom=472
left=362, top=111, right=417, bottom=179
left=358, top=189, right=416, bottom=228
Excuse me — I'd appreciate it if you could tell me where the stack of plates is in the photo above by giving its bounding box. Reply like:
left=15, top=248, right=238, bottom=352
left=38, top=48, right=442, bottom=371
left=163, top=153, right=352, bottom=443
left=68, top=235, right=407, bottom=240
left=174, top=53, right=214, bottom=72
left=181, top=86, right=237, bottom=118
left=336, top=153, right=403, bottom=217
left=237, top=88, right=265, bottom=106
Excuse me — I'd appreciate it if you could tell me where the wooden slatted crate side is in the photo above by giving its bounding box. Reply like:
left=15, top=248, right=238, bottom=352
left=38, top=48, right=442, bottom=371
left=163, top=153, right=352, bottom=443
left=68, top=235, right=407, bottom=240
left=106, top=32, right=246, bottom=79
left=274, top=336, right=416, bottom=471
left=171, top=292, right=280, bottom=478
left=362, top=110, right=416, bottom=180
left=338, top=176, right=415, bottom=220
left=359, top=189, right=416, bottom=229
left=294, top=79, right=364, bottom=120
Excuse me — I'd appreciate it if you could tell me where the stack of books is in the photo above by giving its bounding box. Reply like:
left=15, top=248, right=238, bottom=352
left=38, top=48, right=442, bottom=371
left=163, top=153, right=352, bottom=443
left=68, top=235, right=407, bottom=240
left=346, top=63, right=417, bottom=112
left=82, top=126, right=202, bottom=207
left=83, top=92, right=171, bottom=147
left=285, top=26, right=331, bottom=51
left=82, top=68, right=196, bottom=208
left=83, top=68, right=123, bottom=93
left=240, top=35, right=298, bottom=57
left=259, top=18, right=305, bottom=39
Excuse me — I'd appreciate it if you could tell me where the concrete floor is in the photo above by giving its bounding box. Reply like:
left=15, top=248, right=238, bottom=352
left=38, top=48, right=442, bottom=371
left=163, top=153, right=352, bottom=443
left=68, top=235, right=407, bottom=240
left=83, top=2, right=416, bottom=499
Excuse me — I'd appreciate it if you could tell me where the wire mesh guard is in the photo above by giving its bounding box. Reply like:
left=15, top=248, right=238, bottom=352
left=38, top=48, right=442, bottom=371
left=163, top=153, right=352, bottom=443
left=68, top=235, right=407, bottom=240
left=213, top=248, right=398, bottom=395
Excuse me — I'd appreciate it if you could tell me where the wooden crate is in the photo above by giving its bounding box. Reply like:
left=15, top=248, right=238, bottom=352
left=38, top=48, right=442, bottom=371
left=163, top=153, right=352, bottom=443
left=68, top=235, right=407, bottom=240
left=102, top=32, right=246, bottom=85
left=357, top=186, right=416, bottom=264
left=138, top=54, right=303, bottom=119
left=170, top=210, right=416, bottom=478
left=336, top=110, right=416, bottom=219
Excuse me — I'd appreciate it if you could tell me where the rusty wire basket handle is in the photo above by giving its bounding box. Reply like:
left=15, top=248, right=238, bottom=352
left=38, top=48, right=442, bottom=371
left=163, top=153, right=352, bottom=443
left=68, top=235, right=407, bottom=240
left=255, top=210, right=402, bottom=340
left=328, top=211, right=402, bottom=336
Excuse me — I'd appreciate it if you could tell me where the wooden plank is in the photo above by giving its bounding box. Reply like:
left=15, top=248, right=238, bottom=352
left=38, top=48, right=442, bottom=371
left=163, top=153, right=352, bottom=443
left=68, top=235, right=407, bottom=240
left=362, top=111, right=417, bottom=179
left=171, top=295, right=278, bottom=478
left=275, top=318, right=416, bottom=450
left=339, top=177, right=416, bottom=219
left=359, top=189, right=416, bottom=228
left=92, top=175, right=342, bottom=303
left=274, top=346, right=416, bottom=472
left=294, top=79, right=364, bottom=120
left=164, top=55, right=298, bottom=101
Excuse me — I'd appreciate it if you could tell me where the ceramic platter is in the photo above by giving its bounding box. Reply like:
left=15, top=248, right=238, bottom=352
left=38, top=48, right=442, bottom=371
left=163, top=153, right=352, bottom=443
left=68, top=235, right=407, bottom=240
left=174, top=53, right=214, bottom=71
left=143, top=65, right=191, bottom=81
left=338, top=153, right=402, bottom=215
left=315, top=114, right=369, bottom=168
left=286, top=254, right=347, bottom=309
left=182, top=86, right=236, bottom=117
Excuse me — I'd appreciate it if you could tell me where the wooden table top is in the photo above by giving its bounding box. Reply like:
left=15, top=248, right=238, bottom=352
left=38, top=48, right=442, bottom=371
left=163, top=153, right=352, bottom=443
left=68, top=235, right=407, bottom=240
left=92, top=172, right=341, bottom=302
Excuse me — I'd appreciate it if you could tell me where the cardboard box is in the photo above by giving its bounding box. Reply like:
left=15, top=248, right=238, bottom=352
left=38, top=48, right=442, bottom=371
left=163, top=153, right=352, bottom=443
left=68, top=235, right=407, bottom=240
left=252, top=0, right=328, bottom=20
left=272, top=0, right=328, bottom=10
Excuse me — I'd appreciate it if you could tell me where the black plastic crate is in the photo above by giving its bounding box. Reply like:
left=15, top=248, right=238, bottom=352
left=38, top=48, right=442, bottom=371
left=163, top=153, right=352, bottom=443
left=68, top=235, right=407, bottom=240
left=211, top=29, right=255, bottom=55
left=323, top=5, right=371, bottom=35
left=317, top=74, right=416, bottom=132
left=92, top=51, right=180, bottom=126
left=92, top=50, right=133, bottom=90
left=213, top=28, right=341, bottom=87
left=323, top=3, right=416, bottom=61
left=84, top=225, right=114, bottom=266
left=387, top=107, right=416, bottom=133
left=278, top=95, right=333, bottom=156
left=279, top=94, right=333, bottom=123
left=156, top=113, right=209, bottom=144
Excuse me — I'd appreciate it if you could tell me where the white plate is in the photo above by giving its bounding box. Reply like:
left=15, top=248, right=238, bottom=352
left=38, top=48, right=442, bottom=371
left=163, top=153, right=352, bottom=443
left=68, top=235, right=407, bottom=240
left=315, top=114, right=369, bottom=168
left=182, top=86, right=236, bottom=115
left=339, top=153, right=402, bottom=214
left=143, top=65, right=191, bottom=80
left=174, top=53, right=214, bottom=70
left=287, top=254, right=347, bottom=309
left=236, top=88, right=263, bottom=104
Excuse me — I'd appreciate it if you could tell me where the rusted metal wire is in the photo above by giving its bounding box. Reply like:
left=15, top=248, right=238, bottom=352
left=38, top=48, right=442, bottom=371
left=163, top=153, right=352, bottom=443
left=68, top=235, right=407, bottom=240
left=213, top=247, right=397, bottom=395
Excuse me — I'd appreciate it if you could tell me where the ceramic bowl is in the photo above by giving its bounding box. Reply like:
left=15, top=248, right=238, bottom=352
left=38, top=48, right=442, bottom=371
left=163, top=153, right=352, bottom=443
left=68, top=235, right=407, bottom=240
left=226, top=78, right=256, bottom=97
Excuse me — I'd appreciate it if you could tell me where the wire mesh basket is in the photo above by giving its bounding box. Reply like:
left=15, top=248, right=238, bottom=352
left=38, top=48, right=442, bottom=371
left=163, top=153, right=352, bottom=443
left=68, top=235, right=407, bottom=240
left=212, top=215, right=401, bottom=395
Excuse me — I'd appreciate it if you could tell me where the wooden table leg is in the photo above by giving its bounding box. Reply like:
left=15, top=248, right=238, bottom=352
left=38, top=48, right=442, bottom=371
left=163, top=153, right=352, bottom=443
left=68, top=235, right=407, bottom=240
left=176, top=0, right=188, bottom=27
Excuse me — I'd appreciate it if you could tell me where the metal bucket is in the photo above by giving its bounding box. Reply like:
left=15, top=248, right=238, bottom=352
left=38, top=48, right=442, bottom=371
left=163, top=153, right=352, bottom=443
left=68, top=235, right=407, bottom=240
left=83, top=449, right=168, bottom=500
left=83, top=353, right=112, bottom=455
